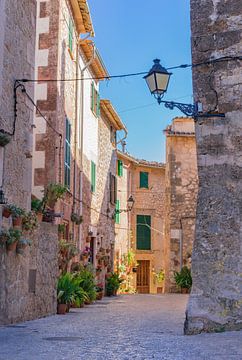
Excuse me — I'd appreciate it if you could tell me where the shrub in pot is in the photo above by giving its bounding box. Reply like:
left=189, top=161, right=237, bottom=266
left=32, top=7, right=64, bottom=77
left=73, top=265, right=96, bottom=304
left=174, top=266, right=192, bottom=293
left=31, top=198, right=44, bottom=222
left=16, top=238, right=32, bottom=255
left=95, top=284, right=104, bottom=300
left=57, top=272, right=77, bottom=314
left=8, top=204, right=25, bottom=227
left=22, top=211, right=38, bottom=233
left=42, top=183, right=67, bottom=210
left=6, top=229, right=22, bottom=251
left=106, top=272, right=123, bottom=296
left=71, top=213, right=83, bottom=225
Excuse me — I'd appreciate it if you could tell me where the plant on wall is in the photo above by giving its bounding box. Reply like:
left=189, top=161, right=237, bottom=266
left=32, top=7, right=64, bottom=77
left=42, top=183, right=67, bottom=210
left=153, top=269, right=165, bottom=283
left=70, top=212, right=83, bottom=225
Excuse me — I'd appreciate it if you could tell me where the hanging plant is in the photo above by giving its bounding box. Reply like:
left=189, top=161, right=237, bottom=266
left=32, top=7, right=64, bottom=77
left=71, top=212, right=83, bottom=225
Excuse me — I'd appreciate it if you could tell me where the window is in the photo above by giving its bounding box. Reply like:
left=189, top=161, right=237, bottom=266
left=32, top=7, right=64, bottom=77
left=136, top=215, right=151, bottom=250
left=115, top=200, right=120, bottom=224
left=68, top=18, right=73, bottom=53
left=117, top=160, right=123, bottom=177
left=110, top=173, right=117, bottom=205
left=91, top=161, right=96, bottom=193
left=140, top=171, right=149, bottom=189
left=91, top=82, right=100, bottom=117
left=64, top=118, right=71, bottom=188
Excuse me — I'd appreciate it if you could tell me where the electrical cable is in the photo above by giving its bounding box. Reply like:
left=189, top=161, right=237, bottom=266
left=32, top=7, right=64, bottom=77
left=18, top=55, right=241, bottom=84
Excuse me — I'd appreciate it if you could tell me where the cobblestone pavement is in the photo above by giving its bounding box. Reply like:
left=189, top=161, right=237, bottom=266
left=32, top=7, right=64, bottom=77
left=0, top=294, right=242, bottom=360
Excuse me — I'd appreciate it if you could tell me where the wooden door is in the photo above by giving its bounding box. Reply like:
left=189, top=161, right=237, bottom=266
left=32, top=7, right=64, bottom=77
left=136, top=260, right=150, bottom=294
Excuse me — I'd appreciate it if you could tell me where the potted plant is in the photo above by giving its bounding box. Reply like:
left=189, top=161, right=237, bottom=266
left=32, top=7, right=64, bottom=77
left=16, top=238, right=32, bottom=255
left=42, top=183, right=67, bottom=210
left=96, top=265, right=102, bottom=273
left=106, top=272, right=123, bottom=296
left=174, top=266, right=192, bottom=293
left=7, top=204, right=25, bottom=227
left=6, top=228, right=22, bottom=251
left=31, top=198, right=44, bottom=222
left=72, top=265, right=96, bottom=305
left=57, top=272, right=77, bottom=314
left=22, top=211, right=38, bottom=233
left=95, top=284, right=104, bottom=300
left=80, top=246, right=91, bottom=261
left=58, top=224, right=65, bottom=234
left=71, top=212, right=83, bottom=225
left=0, top=229, right=9, bottom=248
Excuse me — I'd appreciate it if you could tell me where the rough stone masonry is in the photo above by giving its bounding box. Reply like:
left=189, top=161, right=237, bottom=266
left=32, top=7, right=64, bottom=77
left=185, top=0, right=242, bottom=334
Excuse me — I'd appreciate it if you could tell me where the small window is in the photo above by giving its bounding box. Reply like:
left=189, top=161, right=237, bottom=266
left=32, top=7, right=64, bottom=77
left=64, top=118, right=71, bottom=188
left=136, top=215, right=151, bottom=250
left=68, top=18, right=73, bottom=53
left=91, top=82, right=100, bottom=117
left=115, top=200, right=120, bottom=224
left=91, top=161, right=96, bottom=193
left=140, top=171, right=149, bottom=189
left=110, top=173, right=117, bottom=205
left=117, top=160, right=123, bottom=177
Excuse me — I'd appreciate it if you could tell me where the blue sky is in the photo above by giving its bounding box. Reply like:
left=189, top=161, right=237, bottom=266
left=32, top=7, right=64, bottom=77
left=88, top=0, right=192, bottom=162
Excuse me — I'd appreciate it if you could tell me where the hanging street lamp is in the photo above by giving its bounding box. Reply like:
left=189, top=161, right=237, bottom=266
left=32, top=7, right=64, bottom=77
left=113, top=195, right=135, bottom=219
left=144, top=59, right=225, bottom=118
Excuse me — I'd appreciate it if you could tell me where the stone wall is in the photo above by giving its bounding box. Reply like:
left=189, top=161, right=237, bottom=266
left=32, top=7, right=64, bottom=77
left=164, top=118, right=198, bottom=292
left=185, top=0, right=242, bottom=334
left=0, top=223, right=58, bottom=325
left=0, top=0, right=36, bottom=207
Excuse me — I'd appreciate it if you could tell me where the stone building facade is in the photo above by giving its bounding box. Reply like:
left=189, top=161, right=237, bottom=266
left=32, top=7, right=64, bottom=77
left=115, top=152, right=166, bottom=294
left=81, top=99, right=126, bottom=283
left=163, top=118, right=198, bottom=292
left=185, top=0, right=242, bottom=334
left=0, top=0, right=59, bottom=325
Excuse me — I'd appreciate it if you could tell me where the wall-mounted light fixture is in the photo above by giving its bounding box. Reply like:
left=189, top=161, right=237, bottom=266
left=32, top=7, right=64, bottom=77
left=113, top=195, right=135, bottom=218
left=144, top=59, right=225, bottom=119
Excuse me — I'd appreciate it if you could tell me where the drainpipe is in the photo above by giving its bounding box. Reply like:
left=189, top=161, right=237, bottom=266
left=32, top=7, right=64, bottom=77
left=179, top=219, right=183, bottom=271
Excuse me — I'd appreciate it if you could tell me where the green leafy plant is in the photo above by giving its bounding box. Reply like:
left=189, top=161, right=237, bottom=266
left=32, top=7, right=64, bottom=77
left=6, top=228, right=22, bottom=245
left=154, top=269, right=165, bottom=283
left=174, top=266, right=192, bottom=290
left=42, top=183, right=67, bottom=210
left=6, top=204, right=25, bottom=219
left=70, top=213, right=83, bottom=225
left=22, top=211, right=38, bottom=232
left=57, top=273, right=77, bottom=305
left=106, top=272, right=123, bottom=296
left=58, top=224, right=65, bottom=234
left=73, top=265, right=97, bottom=303
left=31, top=198, right=43, bottom=213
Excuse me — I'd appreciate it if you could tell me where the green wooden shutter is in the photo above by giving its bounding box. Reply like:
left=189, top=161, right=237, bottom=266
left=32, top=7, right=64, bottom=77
left=91, top=82, right=95, bottom=112
left=117, top=160, right=123, bottom=177
left=64, top=118, right=71, bottom=188
left=97, top=93, right=100, bottom=117
left=91, top=161, right=96, bottom=193
left=136, top=215, right=151, bottom=250
left=140, top=172, right=149, bottom=188
left=115, top=200, right=120, bottom=224
left=68, top=19, right=73, bottom=53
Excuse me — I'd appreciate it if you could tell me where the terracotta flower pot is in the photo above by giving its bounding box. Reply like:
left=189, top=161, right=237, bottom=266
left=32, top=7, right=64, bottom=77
left=96, top=292, right=103, bottom=300
left=57, top=303, right=67, bottom=314
left=36, top=213, right=43, bottom=222
left=2, top=208, right=11, bottom=218
left=6, top=241, right=17, bottom=252
left=13, top=217, right=22, bottom=227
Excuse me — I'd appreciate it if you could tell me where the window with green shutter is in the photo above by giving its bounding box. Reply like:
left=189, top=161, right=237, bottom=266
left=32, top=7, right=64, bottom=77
left=115, top=200, right=120, bottom=224
left=136, top=215, right=151, bottom=250
left=90, top=82, right=100, bottom=117
left=64, top=118, right=71, bottom=188
left=140, top=172, right=149, bottom=189
left=91, top=161, right=96, bottom=193
left=68, top=18, right=73, bottom=53
left=117, top=160, right=123, bottom=177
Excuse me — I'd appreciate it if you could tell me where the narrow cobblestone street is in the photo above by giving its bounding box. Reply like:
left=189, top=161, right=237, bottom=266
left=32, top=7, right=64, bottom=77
left=0, top=294, right=242, bottom=360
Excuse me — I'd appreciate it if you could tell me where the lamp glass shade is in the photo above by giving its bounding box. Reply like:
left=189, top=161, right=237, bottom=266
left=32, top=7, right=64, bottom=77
left=127, top=195, right=134, bottom=211
left=144, top=59, right=171, bottom=96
